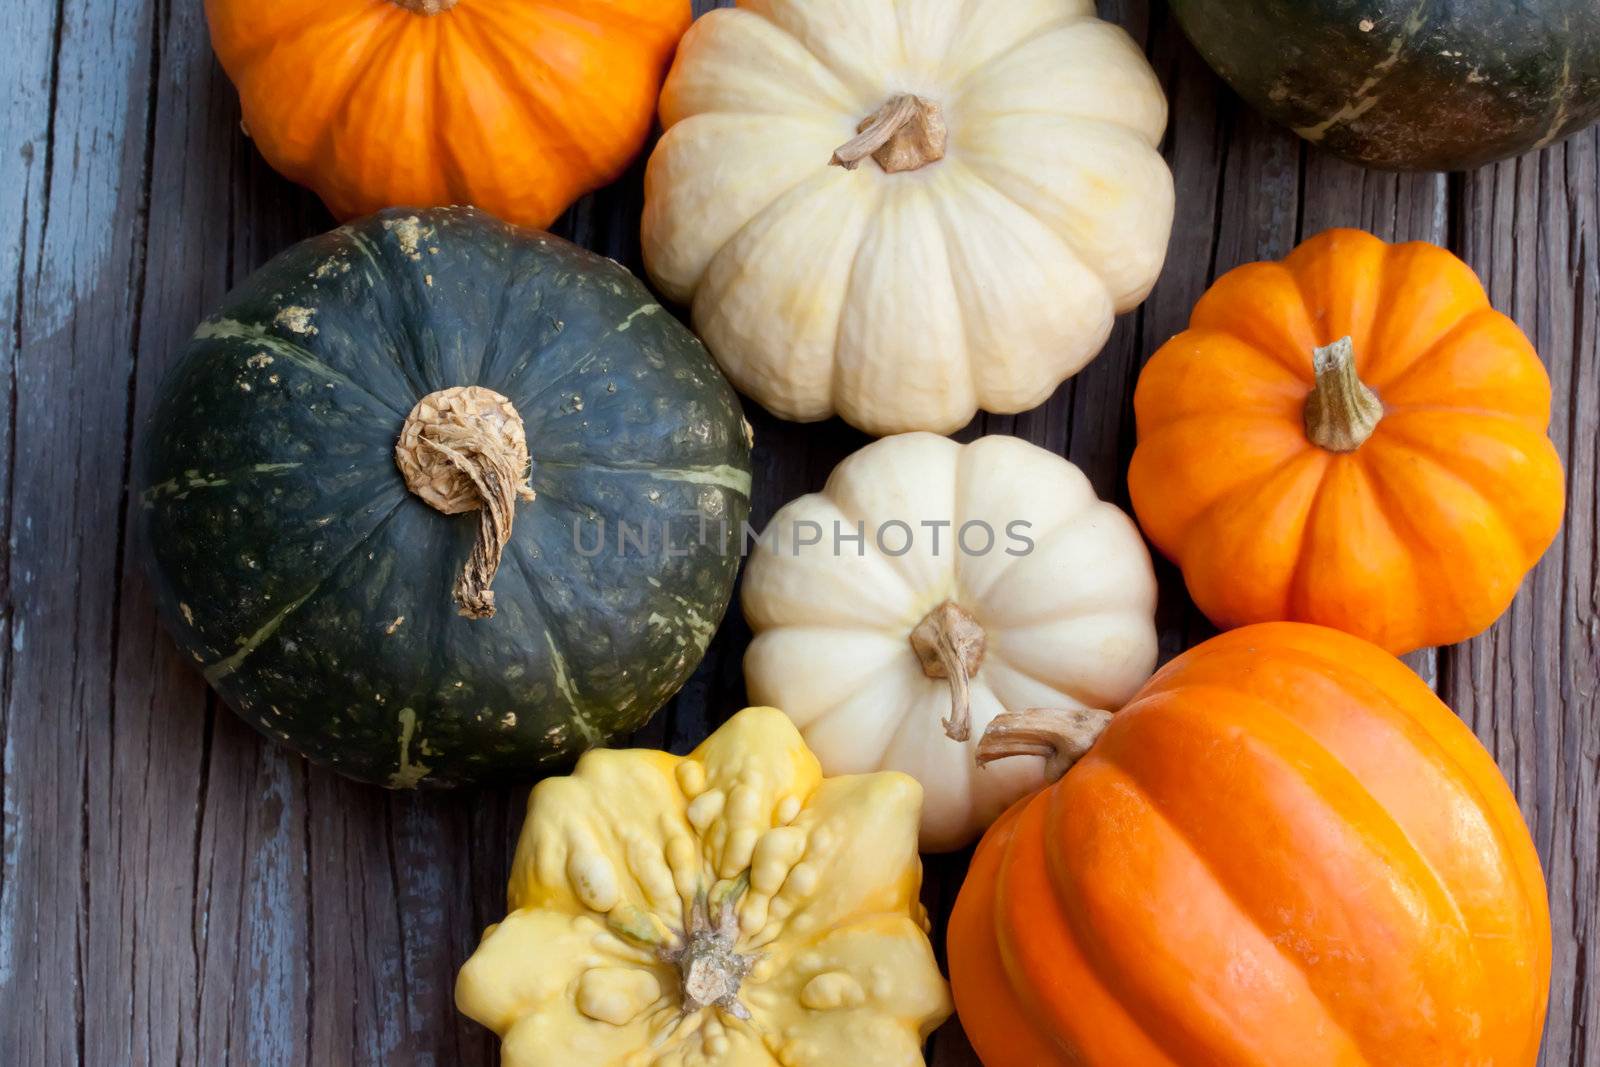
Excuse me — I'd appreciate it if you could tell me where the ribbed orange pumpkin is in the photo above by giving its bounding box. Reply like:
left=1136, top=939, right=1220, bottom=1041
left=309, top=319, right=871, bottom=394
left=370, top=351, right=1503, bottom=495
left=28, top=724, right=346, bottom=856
left=948, top=623, right=1551, bottom=1067
left=205, top=0, right=690, bottom=228
left=1129, top=229, right=1564, bottom=655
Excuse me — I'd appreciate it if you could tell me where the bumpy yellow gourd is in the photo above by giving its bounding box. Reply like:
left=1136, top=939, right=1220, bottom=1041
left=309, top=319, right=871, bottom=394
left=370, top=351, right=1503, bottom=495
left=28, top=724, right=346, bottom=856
left=456, top=707, right=952, bottom=1065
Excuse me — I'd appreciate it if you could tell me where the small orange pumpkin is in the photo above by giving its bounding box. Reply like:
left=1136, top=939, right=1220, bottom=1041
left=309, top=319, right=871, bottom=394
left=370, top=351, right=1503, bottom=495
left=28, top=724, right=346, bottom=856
left=206, top=0, right=690, bottom=228
left=948, top=622, right=1551, bottom=1067
left=1129, top=228, right=1564, bottom=654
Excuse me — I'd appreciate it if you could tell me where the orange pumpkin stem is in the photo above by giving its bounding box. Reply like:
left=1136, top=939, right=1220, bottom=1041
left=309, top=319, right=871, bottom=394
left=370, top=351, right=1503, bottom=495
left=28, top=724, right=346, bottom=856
left=1304, top=336, right=1384, bottom=452
left=395, top=387, right=538, bottom=620
left=831, top=94, right=948, bottom=174
left=391, top=0, right=459, bottom=13
left=909, top=601, right=986, bottom=743
left=976, top=708, right=1113, bottom=783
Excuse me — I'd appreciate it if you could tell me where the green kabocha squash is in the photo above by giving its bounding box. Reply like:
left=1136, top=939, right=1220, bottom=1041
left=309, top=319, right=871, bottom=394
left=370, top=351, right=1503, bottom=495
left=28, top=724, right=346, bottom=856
left=138, top=207, right=752, bottom=788
left=1171, top=0, right=1600, bottom=170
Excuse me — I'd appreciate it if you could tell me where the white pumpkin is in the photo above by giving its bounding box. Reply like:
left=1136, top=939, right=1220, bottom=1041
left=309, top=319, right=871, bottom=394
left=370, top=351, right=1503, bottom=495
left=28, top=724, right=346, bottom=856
left=642, top=0, right=1174, bottom=436
left=741, top=433, right=1159, bottom=851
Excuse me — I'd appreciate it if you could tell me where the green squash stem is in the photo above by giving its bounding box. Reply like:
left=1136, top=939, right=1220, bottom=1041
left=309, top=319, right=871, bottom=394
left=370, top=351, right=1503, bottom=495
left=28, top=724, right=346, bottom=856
left=831, top=94, right=948, bottom=174
left=396, top=386, right=536, bottom=620
left=1304, top=336, right=1384, bottom=452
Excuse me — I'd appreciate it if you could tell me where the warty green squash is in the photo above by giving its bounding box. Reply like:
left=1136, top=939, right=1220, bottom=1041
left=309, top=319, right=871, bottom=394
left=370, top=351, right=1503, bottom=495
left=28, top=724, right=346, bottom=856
left=137, top=207, right=752, bottom=788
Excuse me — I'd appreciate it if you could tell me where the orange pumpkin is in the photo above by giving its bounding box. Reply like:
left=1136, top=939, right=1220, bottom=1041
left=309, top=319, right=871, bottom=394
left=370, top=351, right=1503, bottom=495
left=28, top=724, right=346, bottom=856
left=1129, top=228, right=1564, bottom=655
left=205, top=0, right=690, bottom=228
left=948, top=623, right=1551, bottom=1067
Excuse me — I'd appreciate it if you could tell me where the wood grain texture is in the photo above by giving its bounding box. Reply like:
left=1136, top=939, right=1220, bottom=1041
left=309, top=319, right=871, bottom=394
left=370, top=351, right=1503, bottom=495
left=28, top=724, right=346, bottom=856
left=0, top=1, right=1593, bottom=1065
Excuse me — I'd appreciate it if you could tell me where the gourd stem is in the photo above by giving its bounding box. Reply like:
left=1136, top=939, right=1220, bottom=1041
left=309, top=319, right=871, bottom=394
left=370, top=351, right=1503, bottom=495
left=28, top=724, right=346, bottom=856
left=391, top=0, right=459, bottom=13
left=660, top=886, right=758, bottom=1022
left=1304, top=336, right=1383, bottom=452
left=395, top=387, right=537, bottom=621
left=909, top=601, right=986, bottom=743
left=977, top=708, right=1113, bottom=783
left=831, top=94, right=948, bottom=174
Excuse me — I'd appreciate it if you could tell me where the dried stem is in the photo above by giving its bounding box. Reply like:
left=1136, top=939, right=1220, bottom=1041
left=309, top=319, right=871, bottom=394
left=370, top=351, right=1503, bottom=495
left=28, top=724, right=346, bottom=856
left=909, top=601, right=986, bottom=742
left=831, top=94, right=947, bottom=173
left=1304, top=336, right=1383, bottom=452
left=977, top=708, right=1114, bottom=783
left=395, top=387, right=536, bottom=620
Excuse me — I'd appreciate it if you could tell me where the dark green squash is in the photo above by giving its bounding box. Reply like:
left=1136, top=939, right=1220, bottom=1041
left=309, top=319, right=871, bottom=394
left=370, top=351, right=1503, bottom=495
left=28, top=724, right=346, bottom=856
left=1170, top=0, right=1600, bottom=170
left=138, top=207, right=752, bottom=788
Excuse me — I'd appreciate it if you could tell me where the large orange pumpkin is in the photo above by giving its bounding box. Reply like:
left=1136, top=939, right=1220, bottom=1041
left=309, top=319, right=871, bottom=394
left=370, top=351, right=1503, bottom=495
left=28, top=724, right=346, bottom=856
left=948, top=623, right=1551, bottom=1067
left=205, top=0, right=690, bottom=228
left=1129, top=229, right=1564, bottom=655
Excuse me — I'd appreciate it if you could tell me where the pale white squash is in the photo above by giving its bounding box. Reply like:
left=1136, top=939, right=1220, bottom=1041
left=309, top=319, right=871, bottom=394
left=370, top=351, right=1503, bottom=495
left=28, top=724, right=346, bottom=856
left=643, top=0, right=1174, bottom=436
left=741, top=433, right=1159, bottom=851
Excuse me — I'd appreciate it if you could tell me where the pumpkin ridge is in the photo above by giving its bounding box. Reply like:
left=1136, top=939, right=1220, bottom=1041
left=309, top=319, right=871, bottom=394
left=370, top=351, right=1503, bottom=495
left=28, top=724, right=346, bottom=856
left=467, top=262, right=545, bottom=390
left=1364, top=308, right=1533, bottom=399
left=1278, top=456, right=1335, bottom=621
left=1355, top=439, right=1529, bottom=620
left=1371, top=412, right=1565, bottom=557
left=659, top=10, right=858, bottom=127
left=331, top=223, right=442, bottom=404
left=1149, top=638, right=1549, bottom=928
left=929, top=159, right=1098, bottom=412
left=193, top=317, right=411, bottom=418
left=1051, top=738, right=1419, bottom=1067
left=999, top=776, right=1201, bottom=1066
left=503, top=546, right=612, bottom=742
left=1172, top=447, right=1324, bottom=566
left=982, top=619, right=1145, bottom=712
left=673, top=145, right=855, bottom=315
left=929, top=187, right=981, bottom=406
left=947, top=15, right=1090, bottom=97
left=1287, top=457, right=1430, bottom=643
left=955, top=18, right=1167, bottom=148
left=763, top=492, right=920, bottom=608
left=453, top=8, right=605, bottom=178
left=823, top=179, right=889, bottom=421
left=1360, top=243, right=1494, bottom=387
left=956, top=127, right=1140, bottom=308
left=1106, top=683, right=1480, bottom=939
left=204, top=492, right=409, bottom=684
left=737, top=3, right=902, bottom=101
left=1358, top=305, right=1499, bottom=393
left=305, top=19, right=413, bottom=198
left=499, top=301, right=648, bottom=413
left=790, top=656, right=932, bottom=760
left=535, top=0, right=684, bottom=38
left=210, top=3, right=356, bottom=85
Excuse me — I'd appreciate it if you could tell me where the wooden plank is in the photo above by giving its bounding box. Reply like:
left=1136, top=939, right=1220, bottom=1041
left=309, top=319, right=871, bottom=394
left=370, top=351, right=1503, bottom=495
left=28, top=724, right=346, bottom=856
left=0, top=0, right=59, bottom=1050
left=1450, top=128, right=1600, bottom=1067
left=1, top=1, right=163, bottom=1065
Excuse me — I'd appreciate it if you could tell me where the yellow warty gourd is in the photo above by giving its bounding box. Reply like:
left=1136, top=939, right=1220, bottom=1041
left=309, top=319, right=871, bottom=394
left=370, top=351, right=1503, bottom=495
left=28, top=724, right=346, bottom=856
left=456, top=707, right=952, bottom=1066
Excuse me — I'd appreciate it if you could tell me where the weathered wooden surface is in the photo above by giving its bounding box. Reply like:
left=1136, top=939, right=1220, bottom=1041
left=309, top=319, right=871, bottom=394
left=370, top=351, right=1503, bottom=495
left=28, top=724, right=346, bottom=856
left=0, top=1, right=1593, bottom=1064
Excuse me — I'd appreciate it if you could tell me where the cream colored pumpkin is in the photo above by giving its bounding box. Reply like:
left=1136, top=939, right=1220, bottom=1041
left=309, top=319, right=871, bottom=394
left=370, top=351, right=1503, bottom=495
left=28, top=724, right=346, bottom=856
left=742, top=434, right=1159, bottom=851
left=643, top=0, right=1173, bottom=436
left=456, top=707, right=952, bottom=1066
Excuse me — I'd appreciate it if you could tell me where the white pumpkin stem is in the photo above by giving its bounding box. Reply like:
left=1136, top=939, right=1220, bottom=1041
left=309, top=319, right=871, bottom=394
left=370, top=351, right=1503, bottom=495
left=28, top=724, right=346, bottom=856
left=976, top=708, right=1113, bottom=783
left=395, top=386, right=537, bottom=620
left=909, top=601, right=986, bottom=743
left=831, top=94, right=948, bottom=174
left=1304, top=336, right=1383, bottom=452
left=391, top=0, right=459, bottom=13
